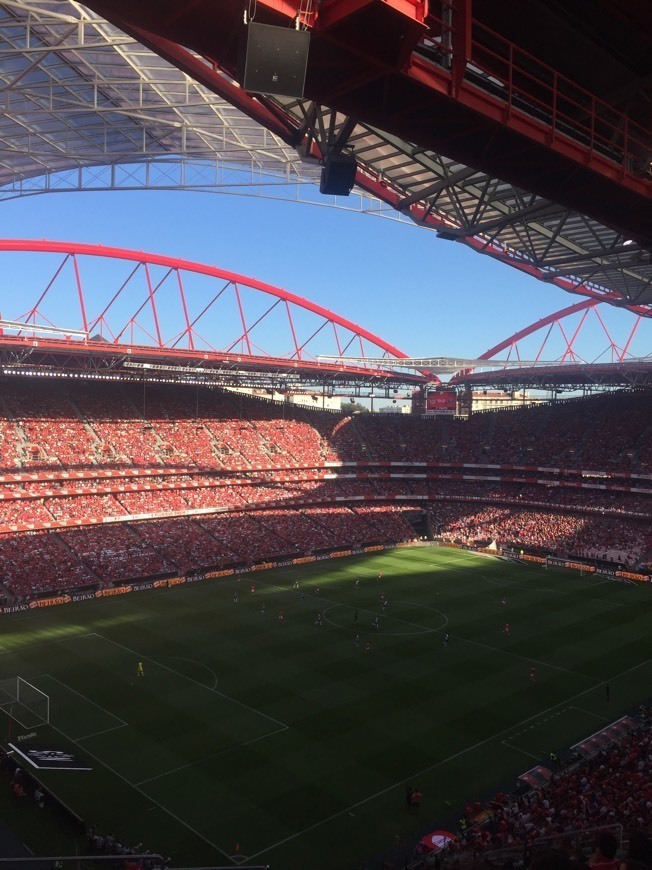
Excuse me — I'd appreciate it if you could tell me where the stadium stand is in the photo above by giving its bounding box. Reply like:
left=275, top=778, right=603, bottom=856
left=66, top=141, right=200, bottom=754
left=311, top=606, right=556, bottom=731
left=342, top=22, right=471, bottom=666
left=59, top=525, right=174, bottom=583
left=0, top=379, right=651, bottom=597
left=0, top=531, right=96, bottom=596
left=424, top=714, right=652, bottom=867
left=430, top=504, right=651, bottom=566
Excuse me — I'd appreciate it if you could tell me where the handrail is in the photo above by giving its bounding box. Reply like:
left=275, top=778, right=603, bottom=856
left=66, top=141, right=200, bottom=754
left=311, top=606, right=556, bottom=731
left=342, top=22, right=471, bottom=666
left=421, top=14, right=651, bottom=179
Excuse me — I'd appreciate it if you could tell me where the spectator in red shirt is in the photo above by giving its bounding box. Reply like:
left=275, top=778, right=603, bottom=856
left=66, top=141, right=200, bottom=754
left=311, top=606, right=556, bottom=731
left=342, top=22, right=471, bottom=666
left=589, top=832, right=620, bottom=868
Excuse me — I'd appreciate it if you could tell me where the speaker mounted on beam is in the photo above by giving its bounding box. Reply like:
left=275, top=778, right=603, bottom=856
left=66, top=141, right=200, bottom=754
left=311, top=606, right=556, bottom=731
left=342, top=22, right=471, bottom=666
left=319, top=153, right=357, bottom=196
left=241, top=22, right=310, bottom=99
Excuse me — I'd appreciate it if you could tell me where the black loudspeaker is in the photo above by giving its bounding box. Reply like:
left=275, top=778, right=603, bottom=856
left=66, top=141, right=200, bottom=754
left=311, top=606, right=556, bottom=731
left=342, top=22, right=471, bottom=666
left=242, top=22, right=310, bottom=98
left=319, top=153, right=357, bottom=196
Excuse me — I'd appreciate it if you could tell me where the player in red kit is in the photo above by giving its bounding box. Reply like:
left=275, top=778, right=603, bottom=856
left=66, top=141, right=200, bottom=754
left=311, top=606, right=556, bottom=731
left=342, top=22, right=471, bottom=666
left=503, top=623, right=510, bottom=635
left=530, top=666, right=536, bottom=682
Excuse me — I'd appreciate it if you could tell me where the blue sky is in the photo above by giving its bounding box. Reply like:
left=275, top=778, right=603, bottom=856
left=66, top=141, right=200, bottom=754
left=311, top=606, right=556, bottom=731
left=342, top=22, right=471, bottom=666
left=3, top=186, right=649, bottom=365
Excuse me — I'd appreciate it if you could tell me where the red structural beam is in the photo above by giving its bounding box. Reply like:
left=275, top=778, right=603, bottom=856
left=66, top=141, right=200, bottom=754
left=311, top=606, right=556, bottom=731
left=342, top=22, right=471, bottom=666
left=0, top=239, right=409, bottom=364
left=70, top=19, right=652, bottom=312
left=0, top=335, right=424, bottom=382
left=478, top=299, right=599, bottom=360
left=83, top=0, right=652, bottom=247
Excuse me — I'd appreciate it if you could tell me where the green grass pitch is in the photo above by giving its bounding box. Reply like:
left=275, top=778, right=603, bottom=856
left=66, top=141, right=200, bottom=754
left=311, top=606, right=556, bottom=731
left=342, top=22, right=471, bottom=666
left=0, top=547, right=651, bottom=869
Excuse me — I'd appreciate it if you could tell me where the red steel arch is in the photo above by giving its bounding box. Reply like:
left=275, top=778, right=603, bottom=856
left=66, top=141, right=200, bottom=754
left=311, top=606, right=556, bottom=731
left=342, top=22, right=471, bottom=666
left=0, top=240, right=410, bottom=375
left=466, top=298, right=649, bottom=376
left=479, top=299, right=599, bottom=363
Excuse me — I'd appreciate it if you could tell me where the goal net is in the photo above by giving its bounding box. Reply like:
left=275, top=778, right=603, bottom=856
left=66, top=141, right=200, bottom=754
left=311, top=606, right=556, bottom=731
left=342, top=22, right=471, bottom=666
left=0, top=677, right=50, bottom=728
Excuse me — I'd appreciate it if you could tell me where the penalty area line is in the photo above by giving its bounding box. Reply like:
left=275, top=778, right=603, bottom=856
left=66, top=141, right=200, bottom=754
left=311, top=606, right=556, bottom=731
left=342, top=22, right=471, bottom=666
left=501, top=740, right=541, bottom=761
left=570, top=706, right=609, bottom=722
left=133, top=725, right=289, bottom=787
left=47, top=721, right=232, bottom=862
left=38, top=674, right=128, bottom=728
left=451, top=633, right=597, bottom=682
left=89, top=633, right=289, bottom=729
left=154, top=656, right=219, bottom=692
left=244, top=658, right=649, bottom=862
left=76, top=723, right=128, bottom=742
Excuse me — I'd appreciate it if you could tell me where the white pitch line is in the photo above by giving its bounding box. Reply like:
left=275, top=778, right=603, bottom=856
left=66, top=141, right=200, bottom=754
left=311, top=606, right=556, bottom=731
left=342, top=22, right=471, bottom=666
left=39, top=674, right=127, bottom=727
left=570, top=706, right=609, bottom=722
left=322, top=603, right=448, bottom=637
left=90, top=633, right=288, bottom=729
left=48, top=721, right=232, bottom=861
left=451, top=632, right=597, bottom=681
left=154, top=656, right=219, bottom=691
left=501, top=740, right=541, bottom=761
left=244, top=656, right=652, bottom=862
left=76, top=723, right=128, bottom=742
left=133, top=725, right=288, bottom=787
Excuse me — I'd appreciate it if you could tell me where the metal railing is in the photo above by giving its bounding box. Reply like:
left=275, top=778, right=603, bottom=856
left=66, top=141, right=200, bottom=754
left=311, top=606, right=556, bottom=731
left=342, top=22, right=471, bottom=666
left=420, top=8, right=650, bottom=180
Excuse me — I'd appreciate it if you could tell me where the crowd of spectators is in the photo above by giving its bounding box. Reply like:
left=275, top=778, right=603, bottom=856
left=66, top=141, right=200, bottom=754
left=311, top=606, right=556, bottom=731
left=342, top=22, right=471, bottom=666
left=0, top=381, right=652, bottom=474
left=46, top=493, right=128, bottom=521
left=2, top=474, right=651, bottom=527
left=8, top=461, right=650, bottom=595
left=58, top=525, right=174, bottom=583
left=353, top=505, right=419, bottom=541
left=433, top=716, right=652, bottom=867
left=0, top=530, right=96, bottom=596
left=0, top=500, right=417, bottom=596
left=430, top=503, right=651, bottom=566
left=0, top=379, right=651, bottom=595
left=74, top=387, right=164, bottom=467
left=3, top=385, right=97, bottom=468
left=303, top=392, right=652, bottom=469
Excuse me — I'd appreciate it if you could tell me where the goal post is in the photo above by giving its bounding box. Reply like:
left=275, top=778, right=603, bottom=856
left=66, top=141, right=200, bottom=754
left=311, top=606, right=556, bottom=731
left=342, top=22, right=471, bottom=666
left=0, top=677, right=50, bottom=729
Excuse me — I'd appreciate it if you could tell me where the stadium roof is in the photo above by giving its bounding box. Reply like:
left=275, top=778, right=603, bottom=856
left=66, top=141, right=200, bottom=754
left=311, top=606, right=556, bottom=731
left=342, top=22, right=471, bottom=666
left=455, top=359, right=652, bottom=390
left=0, top=1, right=322, bottom=194
left=320, top=356, right=557, bottom=374
left=1, top=0, right=651, bottom=317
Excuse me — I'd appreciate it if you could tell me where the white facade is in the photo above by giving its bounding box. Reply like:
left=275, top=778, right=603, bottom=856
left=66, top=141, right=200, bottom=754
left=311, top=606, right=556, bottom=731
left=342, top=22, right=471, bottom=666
left=471, top=390, right=544, bottom=412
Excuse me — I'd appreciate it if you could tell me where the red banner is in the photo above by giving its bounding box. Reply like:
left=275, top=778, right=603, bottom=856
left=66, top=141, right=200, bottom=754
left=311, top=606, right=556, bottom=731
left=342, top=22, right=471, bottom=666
left=565, top=561, right=595, bottom=573
left=95, top=586, right=132, bottom=597
left=617, top=570, right=649, bottom=582
left=29, top=595, right=71, bottom=608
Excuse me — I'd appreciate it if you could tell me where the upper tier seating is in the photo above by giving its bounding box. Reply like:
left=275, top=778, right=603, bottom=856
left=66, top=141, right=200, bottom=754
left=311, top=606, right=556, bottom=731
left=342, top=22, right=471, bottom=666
left=0, top=378, right=650, bottom=596
left=0, top=380, right=650, bottom=472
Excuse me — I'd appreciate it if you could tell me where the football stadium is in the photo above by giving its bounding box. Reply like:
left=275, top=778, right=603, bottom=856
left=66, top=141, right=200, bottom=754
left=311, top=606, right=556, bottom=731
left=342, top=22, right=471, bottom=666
left=0, top=2, right=651, bottom=870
